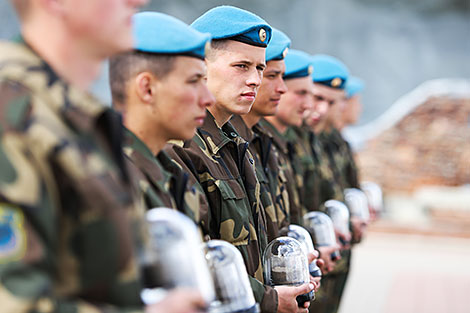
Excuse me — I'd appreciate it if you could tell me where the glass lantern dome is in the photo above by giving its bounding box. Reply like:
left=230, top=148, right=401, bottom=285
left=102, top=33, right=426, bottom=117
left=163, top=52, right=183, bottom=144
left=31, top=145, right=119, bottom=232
left=263, top=237, right=314, bottom=306
left=140, top=208, right=215, bottom=305
left=204, top=240, right=259, bottom=313
left=303, top=211, right=341, bottom=261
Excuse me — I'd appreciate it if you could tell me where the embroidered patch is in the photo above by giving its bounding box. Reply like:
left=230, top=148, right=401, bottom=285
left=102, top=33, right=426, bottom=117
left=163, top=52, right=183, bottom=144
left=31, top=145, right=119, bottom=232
left=0, top=203, right=26, bottom=262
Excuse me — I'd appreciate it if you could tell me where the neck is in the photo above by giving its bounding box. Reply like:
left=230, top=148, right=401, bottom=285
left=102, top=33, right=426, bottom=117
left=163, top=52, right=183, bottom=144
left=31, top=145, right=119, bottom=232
left=207, top=104, right=232, bottom=127
left=242, top=110, right=262, bottom=128
left=22, top=22, right=102, bottom=91
left=123, top=108, right=166, bottom=156
left=264, top=116, right=288, bottom=134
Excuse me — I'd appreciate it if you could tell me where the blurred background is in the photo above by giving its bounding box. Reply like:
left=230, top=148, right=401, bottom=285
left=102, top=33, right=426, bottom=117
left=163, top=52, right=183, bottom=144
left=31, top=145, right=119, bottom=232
left=1, top=1, right=469, bottom=312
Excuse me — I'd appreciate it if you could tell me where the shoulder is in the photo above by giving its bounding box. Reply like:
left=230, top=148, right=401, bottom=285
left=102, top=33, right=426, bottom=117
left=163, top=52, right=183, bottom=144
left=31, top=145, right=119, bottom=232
left=0, top=79, right=33, bottom=132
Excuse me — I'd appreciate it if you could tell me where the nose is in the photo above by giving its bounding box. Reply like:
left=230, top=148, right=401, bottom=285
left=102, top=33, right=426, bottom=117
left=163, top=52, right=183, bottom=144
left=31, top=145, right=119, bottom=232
left=200, top=84, right=215, bottom=108
left=246, top=68, right=262, bottom=88
left=277, top=77, right=288, bottom=94
left=303, top=93, right=314, bottom=111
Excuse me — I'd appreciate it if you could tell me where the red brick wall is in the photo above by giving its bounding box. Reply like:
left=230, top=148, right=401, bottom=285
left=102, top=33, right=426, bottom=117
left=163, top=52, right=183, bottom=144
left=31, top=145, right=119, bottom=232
left=357, top=97, right=470, bottom=193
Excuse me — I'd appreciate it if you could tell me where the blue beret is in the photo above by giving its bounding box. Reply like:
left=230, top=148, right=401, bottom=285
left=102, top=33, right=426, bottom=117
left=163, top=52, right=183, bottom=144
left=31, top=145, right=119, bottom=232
left=191, top=6, right=272, bottom=47
left=345, top=76, right=365, bottom=98
left=266, top=28, right=291, bottom=62
left=283, top=49, right=314, bottom=80
left=311, top=54, right=350, bottom=89
left=133, top=12, right=211, bottom=59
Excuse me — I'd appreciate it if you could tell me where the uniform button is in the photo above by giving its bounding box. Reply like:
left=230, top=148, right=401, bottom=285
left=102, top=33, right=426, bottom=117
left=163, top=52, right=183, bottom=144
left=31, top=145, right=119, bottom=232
left=230, top=132, right=237, bottom=138
left=249, top=158, right=254, bottom=164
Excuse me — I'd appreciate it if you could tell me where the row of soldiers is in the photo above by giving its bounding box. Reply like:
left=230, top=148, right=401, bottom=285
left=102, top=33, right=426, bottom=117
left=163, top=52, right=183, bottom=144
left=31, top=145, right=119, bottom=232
left=0, top=1, right=380, bottom=313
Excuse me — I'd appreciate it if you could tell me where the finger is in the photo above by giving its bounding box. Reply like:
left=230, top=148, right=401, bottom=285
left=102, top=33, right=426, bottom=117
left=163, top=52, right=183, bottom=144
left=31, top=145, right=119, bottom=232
left=294, top=283, right=314, bottom=296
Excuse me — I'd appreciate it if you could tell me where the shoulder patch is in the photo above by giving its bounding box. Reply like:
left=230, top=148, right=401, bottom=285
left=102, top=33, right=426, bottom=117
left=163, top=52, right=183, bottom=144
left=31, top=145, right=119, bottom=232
left=0, top=203, right=26, bottom=262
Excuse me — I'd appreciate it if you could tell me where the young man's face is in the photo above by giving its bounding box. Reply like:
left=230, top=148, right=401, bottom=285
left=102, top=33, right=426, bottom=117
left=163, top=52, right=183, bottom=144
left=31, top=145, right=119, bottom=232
left=307, top=83, right=344, bottom=129
left=250, top=59, right=287, bottom=117
left=62, top=0, right=147, bottom=57
left=153, top=56, right=214, bottom=140
left=342, top=95, right=362, bottom=126
left=275, top=76, right=314, bottom=127
left=206, top=40, right=266, bottom=115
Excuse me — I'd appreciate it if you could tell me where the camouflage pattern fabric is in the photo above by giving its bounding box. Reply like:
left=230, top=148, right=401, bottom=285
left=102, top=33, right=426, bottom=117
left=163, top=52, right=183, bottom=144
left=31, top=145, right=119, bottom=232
left=284, top=126, right=316, bottom=217
left=123, top=128, right=201, bottom=223
left=309, top=249, right=351, bottom=313
left=305, top=128, right=345, bottom=210
left=259, top=119, right=303, bottom=226
left=251, top=122, right=290, bottom=232
left=317, top=131, right=346, bottom=202
left=328, top=128, right=360, bottom=189
left=230, top=115, right=289, bottom=242
left=0, top=40, right=147, bottom=312
left=164, top=112, right=277, bottom=312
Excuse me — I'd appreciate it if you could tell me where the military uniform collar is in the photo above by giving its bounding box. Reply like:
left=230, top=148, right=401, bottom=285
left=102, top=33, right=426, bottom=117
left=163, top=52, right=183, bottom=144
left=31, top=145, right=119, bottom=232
left=123, top=128, right=172, bottom=191
left=230, top=115, right=255, bottom=143
left=259, top=118, right=288, bottom=154
left=198, top=110, right=239, bottom=154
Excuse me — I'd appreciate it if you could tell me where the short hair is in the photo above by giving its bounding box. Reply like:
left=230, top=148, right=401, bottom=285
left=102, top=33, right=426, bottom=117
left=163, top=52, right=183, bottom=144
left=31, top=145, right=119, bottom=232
left=205, top=39, right=230, bottom=61
left=108, top=51, right=175, bottom=108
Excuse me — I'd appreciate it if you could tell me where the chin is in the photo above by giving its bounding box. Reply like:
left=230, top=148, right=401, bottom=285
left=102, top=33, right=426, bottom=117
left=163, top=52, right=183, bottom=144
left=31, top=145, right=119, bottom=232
left=231, top=102, right=253, bottom=115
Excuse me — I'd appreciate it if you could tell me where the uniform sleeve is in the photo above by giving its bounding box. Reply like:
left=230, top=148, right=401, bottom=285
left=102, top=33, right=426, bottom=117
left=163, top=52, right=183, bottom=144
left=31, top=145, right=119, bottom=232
left=248, top=275, right=278, bottom=313
left=0, top=80, right=143, bottom=313
left=163, top=142, right=211, bottom=238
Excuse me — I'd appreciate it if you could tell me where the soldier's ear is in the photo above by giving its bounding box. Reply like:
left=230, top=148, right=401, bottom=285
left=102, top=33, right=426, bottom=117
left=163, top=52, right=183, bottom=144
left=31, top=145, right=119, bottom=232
left=135, top=72, right=157, bottom=104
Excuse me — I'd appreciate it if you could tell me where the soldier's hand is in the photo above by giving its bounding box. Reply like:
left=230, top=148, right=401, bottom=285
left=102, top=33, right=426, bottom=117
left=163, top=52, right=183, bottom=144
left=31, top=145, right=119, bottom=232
left=307, top=252, right=321, bottom=291
left=145, top=288, right=207, bottom=313
left=275, top=283, right=314, bottom=313
left=351, top=216, right=367, bottom=243
left=317, top=244, right=341, bottom=274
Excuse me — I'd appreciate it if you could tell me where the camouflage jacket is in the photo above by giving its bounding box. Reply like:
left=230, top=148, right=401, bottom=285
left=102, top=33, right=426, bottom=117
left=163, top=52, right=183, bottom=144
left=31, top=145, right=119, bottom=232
left=164, top=112, right=277, bottom=312
left=123, top=129, right=201, bottom=223
left=318, top=130, right=346, bottom=202
left=284, top=127, right=316, bottom=217
left=0, top=41, right=146, bottom=312
left=328, top=128, right=360, bottom=189
left=231, top=115, right=289, bottom=243
left=259, top=119, right=303, bottom=226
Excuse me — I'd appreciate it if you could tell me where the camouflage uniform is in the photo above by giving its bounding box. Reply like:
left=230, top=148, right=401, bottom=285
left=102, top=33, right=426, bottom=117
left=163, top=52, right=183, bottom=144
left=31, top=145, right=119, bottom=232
left=164, top=112, right=277, bottom=312
left=0, top=40, right=146, bottom=312
left=259, top=119, right=303, bottom=226
left=284, top=126, right=316, bottom=216
left=309, top=128, right=354, bottom=313
left=231, top=115, right=290, bottom=242
left=123, top=129, right=202, bottom=224
left=328, top=128, right=360, bottom=189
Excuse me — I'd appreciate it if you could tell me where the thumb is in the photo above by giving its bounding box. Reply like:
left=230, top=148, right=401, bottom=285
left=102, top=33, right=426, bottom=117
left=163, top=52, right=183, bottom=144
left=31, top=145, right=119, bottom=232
left=294, top=283, right=314, bottom=296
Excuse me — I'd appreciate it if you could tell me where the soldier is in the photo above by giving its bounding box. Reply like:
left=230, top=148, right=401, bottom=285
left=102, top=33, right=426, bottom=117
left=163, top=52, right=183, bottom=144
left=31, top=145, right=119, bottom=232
left=308, top=54, right=353, bottom=313
left=0, top=1, right=206, bottom=312
left=108, top=12, right=214, bottom=225
left=230, top=28, right=292, bottom=243
left=164, top=6, right=315, bottom=313
left=262, top=49, right=315, bottom=226
left=336, top=76, right=365, bottom=189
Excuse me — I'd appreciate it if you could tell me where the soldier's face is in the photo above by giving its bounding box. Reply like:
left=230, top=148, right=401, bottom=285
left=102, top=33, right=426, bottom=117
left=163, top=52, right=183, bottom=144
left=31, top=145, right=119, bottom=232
left=61, top=0, right=147, bottom=57
left=275, top=76, right=314, bottom=127
left=342, top=95, right=362, bottom=126
left=153, top=56, right=214, bottom=140
left=250, top=60, right=287, bottom=117
left=206, top=41, right=266, bottom=116
left=311, top=84, right=344, bottom=129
